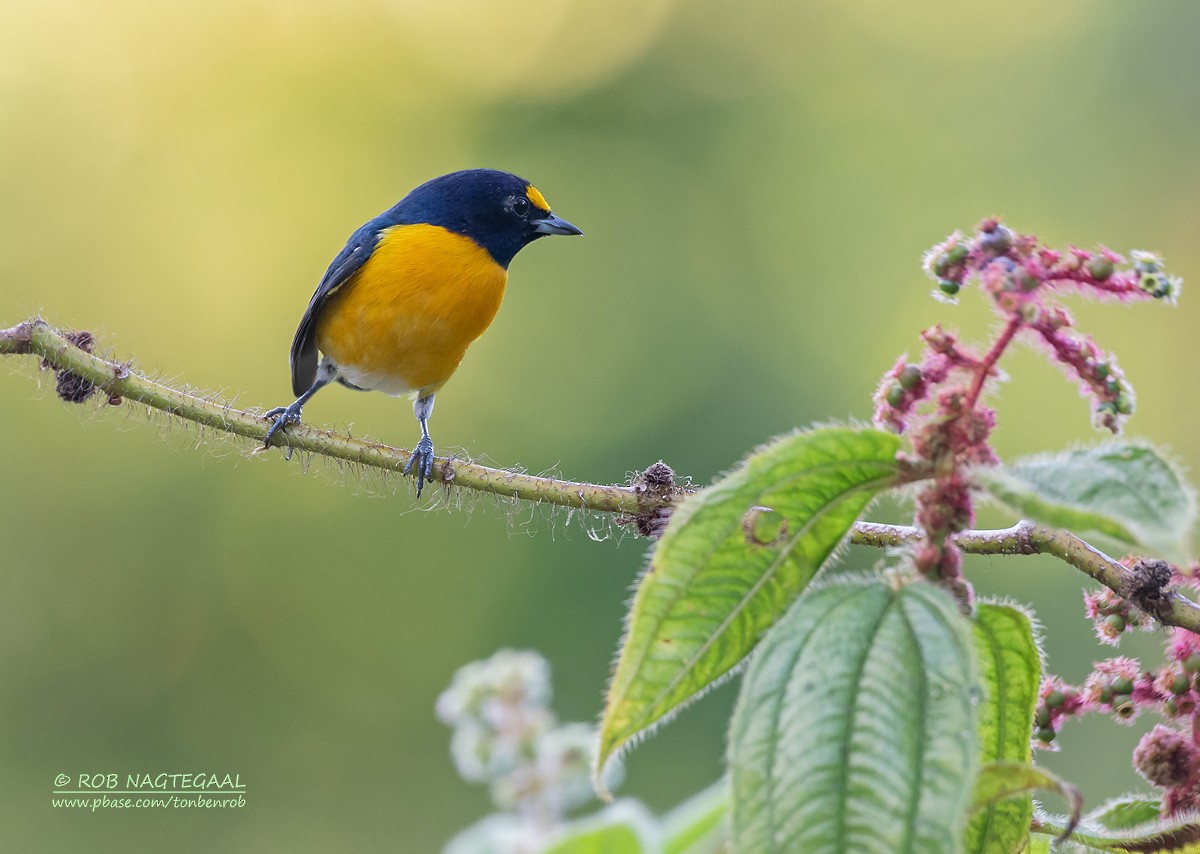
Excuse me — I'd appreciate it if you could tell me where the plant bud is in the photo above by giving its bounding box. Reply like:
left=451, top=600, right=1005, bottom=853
left=979, top=224, right=1013, bottom=255
left=1111, top=676, right=1135, bottom=696
left=898, top=365, right=923, bottom=390
left=1014, top=267, right=1039, bottom=292
left=1087, top=256, right=1114, bottom=280
left=1134, top=724, right=1199, bottom=788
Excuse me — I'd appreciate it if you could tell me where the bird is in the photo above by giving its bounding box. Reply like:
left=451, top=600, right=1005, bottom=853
left=263, top=168, right=582, bottom=495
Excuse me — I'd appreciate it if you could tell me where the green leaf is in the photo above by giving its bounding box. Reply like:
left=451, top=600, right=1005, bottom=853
left=1087, top=797, right=1163, bottom=830
left=1023, top=837, right=1052, bottom=854
left=1033, top=795, right=1200, bottom=852
left=662, top=779, right=727, bottom=854
left=541, top=801, right=659, bottom=854
left=971, top=762, right=1081, bottom=841
left=728, top=577, right=978, bottom=854
left=598, top=426, right=900, bottom=778
left=965, top=603, right=1042, bottom=853
left=976, top=442, right=1196, bottom=561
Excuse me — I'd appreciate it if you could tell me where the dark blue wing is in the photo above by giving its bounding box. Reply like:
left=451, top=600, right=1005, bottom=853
left=289, top=226, right=379, bottom=396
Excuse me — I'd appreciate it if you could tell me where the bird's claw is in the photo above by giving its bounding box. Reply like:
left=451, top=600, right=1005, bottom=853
left=263, top=403, right=303, bottom=447
left=404, top=436, right=436, bottom=497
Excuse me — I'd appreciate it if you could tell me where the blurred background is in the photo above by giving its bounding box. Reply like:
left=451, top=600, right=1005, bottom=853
left=2, top=0, right=1198, bottom=849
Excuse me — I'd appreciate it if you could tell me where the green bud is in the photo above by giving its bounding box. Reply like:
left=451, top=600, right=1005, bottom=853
left=1183, top=653, right=1200, bottom=673
left=1036, top=726, right=1056, bottom=744
left=886, top=383, right=905, bottom=408
left=1045, top=689, right=1066, bottom=709
left=898, top=365, right=922, bottom=390
left=1166, top=698, right=1180, bottom=717
left=947, top=244, right=970, bottom=265
left=1034, top=706, right=1051, bottom=727
left=1098, top=684, right=1114, bottom=704
left=1093, top=362, right=1110, bottom=380
left=1111, top=693, right=1134, bottom=716
left=933, top=254, right=951, bottom=277
left=1171, top=673, right=1191, bottom=695
left=1111, top=676, right=1135, bottom=696
left=939, top=279, right=961, bottom=296
left=1014, top=267, right=1039, bottom=292
left=1105, top=614, right=1127, bottom=635
left=1087, top=256, right=1115, bottom=281
left=1115, top=393, right=1133, bottom=415
left=1105, top=376, right=1120, bottom=394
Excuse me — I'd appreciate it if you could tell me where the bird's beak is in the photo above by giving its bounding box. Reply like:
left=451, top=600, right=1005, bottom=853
left=531, top=213, right=583, bottom=236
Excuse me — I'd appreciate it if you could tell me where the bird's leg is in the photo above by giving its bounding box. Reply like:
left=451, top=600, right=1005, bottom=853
left=403, top=393, right=436, bottom=496
left=263, top=358, right=337, bottom=447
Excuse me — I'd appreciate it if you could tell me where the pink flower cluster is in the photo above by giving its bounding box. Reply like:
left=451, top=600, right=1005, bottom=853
left=878, top=219, right=1178, bottom=442
left=1037, top=569, right=1200, bottom=817
left=872, top=219, right=1179, bottom=593
left=1085, top=585, right=1154, bottom=645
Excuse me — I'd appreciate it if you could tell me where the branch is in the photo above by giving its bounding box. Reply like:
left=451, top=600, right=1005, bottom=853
left=0, top=319, right=680, bottom=521
left=852, top=520, right=1200, bottom=633
left=7, top=319, right=1199, bottom=632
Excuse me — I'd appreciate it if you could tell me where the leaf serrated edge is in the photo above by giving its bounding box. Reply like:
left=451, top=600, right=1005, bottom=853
left=976, top=596, right=1047, bottom=673
left=596, top=429, right=899, bottom=786
left=968, top=603, right=1042, bottom=852
left=977, top=439, right=1197, bottom=559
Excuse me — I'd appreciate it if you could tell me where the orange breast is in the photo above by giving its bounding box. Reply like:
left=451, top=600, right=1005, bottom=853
left=314, top=224, right=508, bottom=397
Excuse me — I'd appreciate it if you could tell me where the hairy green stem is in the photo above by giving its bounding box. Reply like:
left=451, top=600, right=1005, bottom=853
left=0, top=320, right=673, bottom=517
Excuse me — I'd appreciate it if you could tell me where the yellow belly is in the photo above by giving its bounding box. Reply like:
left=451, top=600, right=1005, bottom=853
left=314, top=224, right=508, bottom=397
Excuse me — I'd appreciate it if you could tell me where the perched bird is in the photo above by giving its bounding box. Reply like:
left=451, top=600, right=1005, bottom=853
left=264, top=168, right=582, bottom=494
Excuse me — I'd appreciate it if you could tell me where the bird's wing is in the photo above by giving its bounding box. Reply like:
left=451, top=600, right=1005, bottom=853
left=289, top=229, right=378, bottom=396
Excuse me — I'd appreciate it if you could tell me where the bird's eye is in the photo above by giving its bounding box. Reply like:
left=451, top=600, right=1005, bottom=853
left=512, top=197, right=531, bottom=217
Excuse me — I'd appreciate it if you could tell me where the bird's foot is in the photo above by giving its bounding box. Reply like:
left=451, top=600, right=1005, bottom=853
left=263, top=402, right=303, bottom=448
left=403, top=435, right=436, bottom=497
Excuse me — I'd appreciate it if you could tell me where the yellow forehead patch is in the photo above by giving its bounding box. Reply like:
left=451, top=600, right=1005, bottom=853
left=525, top=185, right=550, bottom=212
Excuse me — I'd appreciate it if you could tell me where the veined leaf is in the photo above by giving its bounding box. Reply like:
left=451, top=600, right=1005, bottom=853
left=729, top=578, right=977, bottom=854
left=971, top=762, right=1080, bottom=841
left=1087, top=797, right=1164, bottom=830
left=966, top=603, right=1042, bottom=853
left=598, top=426, right=900, bottom=777
left=976, top=442, right=1196, bottom=561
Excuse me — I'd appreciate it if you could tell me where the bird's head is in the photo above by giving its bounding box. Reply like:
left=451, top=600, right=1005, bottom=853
left=399, top=168, right=582, bottom=267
